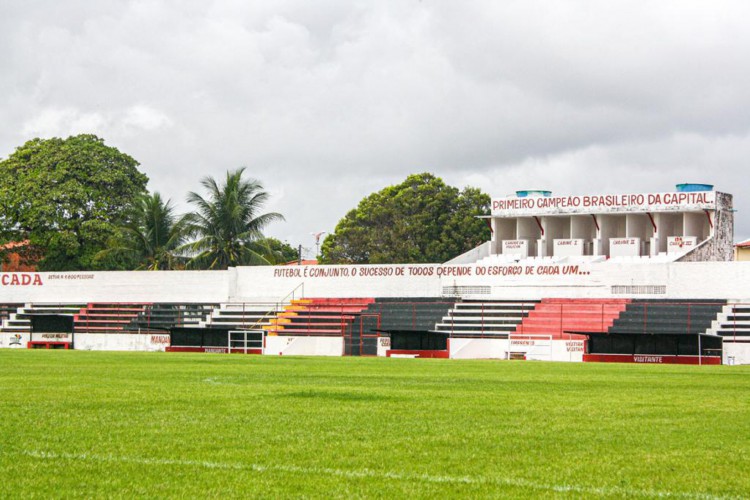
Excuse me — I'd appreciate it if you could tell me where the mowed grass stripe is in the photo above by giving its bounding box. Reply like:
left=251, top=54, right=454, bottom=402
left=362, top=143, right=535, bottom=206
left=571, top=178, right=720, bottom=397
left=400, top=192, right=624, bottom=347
left=0, top=351, right=748, bottom=498
left=2, top=448, right=739, bottom=499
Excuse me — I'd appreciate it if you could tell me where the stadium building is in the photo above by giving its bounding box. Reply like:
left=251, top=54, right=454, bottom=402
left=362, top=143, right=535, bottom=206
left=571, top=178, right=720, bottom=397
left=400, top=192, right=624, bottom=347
left=1, top=183, right=748, bottom=365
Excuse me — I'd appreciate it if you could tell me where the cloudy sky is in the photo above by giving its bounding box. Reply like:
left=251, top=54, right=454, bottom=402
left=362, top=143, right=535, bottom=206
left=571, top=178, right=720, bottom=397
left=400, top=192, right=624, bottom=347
left=2, top=0, right=750, bottom=254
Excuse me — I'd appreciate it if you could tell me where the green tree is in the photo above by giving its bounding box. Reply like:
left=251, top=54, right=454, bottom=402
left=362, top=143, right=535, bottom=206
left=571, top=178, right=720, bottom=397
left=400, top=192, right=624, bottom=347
left=261, top=237, right=300, bottom=264
left=0, top=134, right=149, bottom=270
left=182, top=168, right=284, bottom=269
left=96, top=192, right=188, bottom=270
left=320, top=173, right=490, bottom=264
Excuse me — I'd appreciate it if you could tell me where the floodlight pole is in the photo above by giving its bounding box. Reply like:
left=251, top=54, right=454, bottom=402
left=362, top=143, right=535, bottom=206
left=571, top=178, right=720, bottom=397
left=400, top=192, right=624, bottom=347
left=311, top=231, right=327, bottom=259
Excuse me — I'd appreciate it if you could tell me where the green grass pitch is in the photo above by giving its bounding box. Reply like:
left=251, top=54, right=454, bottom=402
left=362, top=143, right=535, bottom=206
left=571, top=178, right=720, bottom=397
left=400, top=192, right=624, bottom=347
left=0, top=350, right=748, bottom=498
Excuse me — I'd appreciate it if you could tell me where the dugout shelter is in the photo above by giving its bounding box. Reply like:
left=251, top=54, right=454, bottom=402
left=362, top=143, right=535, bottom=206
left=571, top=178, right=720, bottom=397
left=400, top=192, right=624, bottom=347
left=166, top=326, right=265, bottom=354
left=381, top=330, right=450, bottom=358
left=29, top=314, right=74, bottom=349
left=573, top=331, right=722, bottom=365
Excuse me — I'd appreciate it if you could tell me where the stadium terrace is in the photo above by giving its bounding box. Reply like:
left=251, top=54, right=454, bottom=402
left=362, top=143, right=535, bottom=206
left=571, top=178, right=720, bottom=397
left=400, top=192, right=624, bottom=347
left=1, top=183, right=748, bottom=365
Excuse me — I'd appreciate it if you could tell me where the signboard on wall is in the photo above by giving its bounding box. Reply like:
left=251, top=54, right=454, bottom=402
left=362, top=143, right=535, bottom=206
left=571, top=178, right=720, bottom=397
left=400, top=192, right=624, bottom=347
left=667, top=236, right=698, bottom=254
left=491, top=191, right=716, bottom=217
left=610, top=238, right=641, bottom=257
left=33, top=332, right=72, bottom=343
left=502, top=239, right=529, bottom=257
left=553, top=239, right=584, bottom=257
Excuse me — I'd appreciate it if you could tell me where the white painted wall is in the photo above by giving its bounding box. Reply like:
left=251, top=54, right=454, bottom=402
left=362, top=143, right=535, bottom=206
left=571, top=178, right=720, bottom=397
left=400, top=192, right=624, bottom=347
left=724, top=343, right=750, bottom=365
left=0, top=271, right=229, bottom=303
left=450, top=338, right=507, bottom=359
left=75, top=333, right=168, bottom=351
left=0, top=331, right=168, bottom=351
left=231, top=264, right=442, bottom=301
left=264, top=336, right=343, bottom=356
left=4, top=261, right=750, bottom=305
left=0, top=332, right=28, bottom=348
left=449, top=338, right=584, bottom=361
left=550, top=340, right=585, bottom=362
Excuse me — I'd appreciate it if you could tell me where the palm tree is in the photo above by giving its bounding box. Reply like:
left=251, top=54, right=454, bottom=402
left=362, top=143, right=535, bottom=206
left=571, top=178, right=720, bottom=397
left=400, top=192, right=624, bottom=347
left=97, top=192, right=188, bottom=270
left=181, top=168, right=284, bottom=269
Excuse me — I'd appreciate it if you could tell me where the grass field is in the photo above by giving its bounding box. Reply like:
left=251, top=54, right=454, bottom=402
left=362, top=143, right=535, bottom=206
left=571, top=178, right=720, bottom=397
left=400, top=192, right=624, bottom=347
left=0, top=351, right=748, bottom=498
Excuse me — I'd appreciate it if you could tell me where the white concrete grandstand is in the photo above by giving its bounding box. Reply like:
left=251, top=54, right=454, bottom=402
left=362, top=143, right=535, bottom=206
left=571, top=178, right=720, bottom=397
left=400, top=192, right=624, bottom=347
left=1, top=184, right=748, bottom=364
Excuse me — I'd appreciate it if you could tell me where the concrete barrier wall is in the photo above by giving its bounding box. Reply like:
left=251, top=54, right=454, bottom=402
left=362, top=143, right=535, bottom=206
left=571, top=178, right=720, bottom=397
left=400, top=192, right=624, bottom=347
left=724, top=343, right=750, bottom=365
left=74, top=333, right=169, bottom=351
left=449, top=338, right=585, bottom=361
left=450, top=338, right=507, bottom=359
left=0, top=332, right=29, bottom=348
left=232, top=264, right=442, bottom=300
left=264, top=336, right=343, bottom=356
left=3, top=262, right=750, bottom=304
left=0, top=270, right=229, bottom=303
left=0, top=331, right=169, bottom=351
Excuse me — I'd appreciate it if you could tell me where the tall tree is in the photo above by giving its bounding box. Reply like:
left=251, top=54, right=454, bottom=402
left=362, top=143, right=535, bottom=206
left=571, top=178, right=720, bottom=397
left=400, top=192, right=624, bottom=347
left=260, top=237, right=300, bottom=265
left=96, top=192, right=187, bottom=270
left=182, top=168, right=284, bottom=269
left=0, top=134, right=149, bottom=270
left=320, top=173, right=490, bottom=264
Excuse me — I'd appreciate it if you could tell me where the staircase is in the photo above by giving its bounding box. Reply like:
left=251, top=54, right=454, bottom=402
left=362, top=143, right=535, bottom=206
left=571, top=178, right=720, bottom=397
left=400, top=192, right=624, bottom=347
left=267, top=298, right=375, bottom=336
left=704, top=302, right=750, bottom=340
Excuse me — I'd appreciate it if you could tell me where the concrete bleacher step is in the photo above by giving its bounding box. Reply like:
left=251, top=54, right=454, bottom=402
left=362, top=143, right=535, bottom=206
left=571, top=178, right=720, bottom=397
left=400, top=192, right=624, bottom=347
left=510, top=298, right=631, bottom=339
left=611, top=300, right=725, bottom=335
left=0, top=304, right=85, bottom=333
left=434, top=299, right=536, bottom=335
left=435, top=325, right=516, bottom=333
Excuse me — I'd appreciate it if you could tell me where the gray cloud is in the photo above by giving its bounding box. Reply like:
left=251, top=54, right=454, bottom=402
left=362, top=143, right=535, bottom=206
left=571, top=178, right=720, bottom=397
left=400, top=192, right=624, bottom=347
left=2, top=0, right=750, bottom=255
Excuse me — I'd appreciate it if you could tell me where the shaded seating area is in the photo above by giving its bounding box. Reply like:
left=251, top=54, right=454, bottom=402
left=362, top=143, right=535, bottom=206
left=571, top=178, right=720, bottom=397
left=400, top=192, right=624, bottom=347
left=574, top=331, right=722, bottom=364
left=166, top=326, right=263, bottom=354
left=28, top=314, right=74, bottom=349
left=354, top=298, right=455, bottom=355
left=382, top=330, right=450, bottom=358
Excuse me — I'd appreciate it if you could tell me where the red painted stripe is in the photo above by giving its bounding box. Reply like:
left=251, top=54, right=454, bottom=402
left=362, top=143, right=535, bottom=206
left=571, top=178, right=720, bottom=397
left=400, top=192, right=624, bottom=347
left=513, top=298, right=631, bottom=339
left=165, top=346, right=262, bottom=354
left=583, top=354, right=721, bottom=365
left=385, top=349, right=449, bottom=359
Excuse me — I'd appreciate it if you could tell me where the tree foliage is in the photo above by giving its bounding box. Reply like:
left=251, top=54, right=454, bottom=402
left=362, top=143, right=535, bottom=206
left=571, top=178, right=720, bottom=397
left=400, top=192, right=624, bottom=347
left=96, top=192, right=187, bottom=270
left=320, top=173, right=490, bottom=264
left=261, top=237, right=300, bottom=265
left=0, top=134, right=148, bottom=270
left=181, top=168, right=284, bottom=269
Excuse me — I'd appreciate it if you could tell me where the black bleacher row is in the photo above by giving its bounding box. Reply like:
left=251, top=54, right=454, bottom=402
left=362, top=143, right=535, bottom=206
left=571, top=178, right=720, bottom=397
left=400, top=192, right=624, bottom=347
left=0, top=303, right=217, bottom=333
left=2, top=299, right=736, bottom=340
left=128, top=304, right=217, bottom=330
left=0, top=304, right=23, bottom=321
left=609, top=300, right=726, bottom=335
left=434, top=300, right=538, bottom=337
left=347, top=298, right=457, bottom=355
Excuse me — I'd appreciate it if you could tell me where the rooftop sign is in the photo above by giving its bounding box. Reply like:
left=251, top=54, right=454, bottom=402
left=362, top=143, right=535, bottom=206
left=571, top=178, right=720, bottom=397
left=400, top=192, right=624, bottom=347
left=491, top=191, right=716, bottom=217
